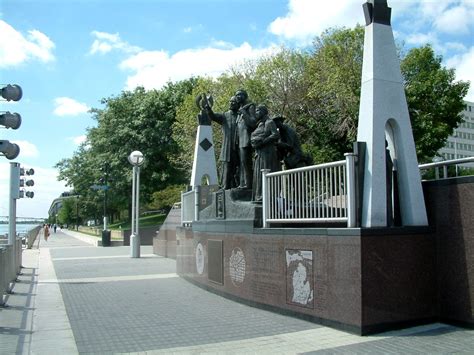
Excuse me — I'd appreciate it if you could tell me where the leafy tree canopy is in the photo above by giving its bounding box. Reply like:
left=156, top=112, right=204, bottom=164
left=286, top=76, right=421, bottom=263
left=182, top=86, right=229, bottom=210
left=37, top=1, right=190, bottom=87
left=55, top=26, right=469, bottom=222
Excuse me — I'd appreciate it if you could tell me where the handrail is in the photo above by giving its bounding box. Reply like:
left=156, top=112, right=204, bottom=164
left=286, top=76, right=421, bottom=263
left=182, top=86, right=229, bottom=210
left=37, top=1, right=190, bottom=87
left=266, top=160, right=346, bottom=177
left=262, top=155, right=356, bottom=228
left=419, top=156, right=474, bottom=169
left=419, top=156, right=474, bottom=180
left=179, top=155, right=473, bottom=228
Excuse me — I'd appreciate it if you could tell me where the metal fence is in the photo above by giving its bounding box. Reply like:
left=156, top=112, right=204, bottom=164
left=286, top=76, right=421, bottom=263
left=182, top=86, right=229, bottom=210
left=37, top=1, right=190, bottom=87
left=180, top=154, right=473, bottom=228
left=0, top=238, right=22, bottom=306
left=419, top=156, right=474, bottom=179
left=262, top=153, right=357, bottom=228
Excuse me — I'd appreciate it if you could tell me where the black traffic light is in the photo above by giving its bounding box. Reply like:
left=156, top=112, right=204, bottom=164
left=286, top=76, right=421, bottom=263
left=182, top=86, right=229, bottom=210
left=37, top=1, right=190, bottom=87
left=11, top=165, right=35, bottom=199
left=1, top=84, right=23, bottom=160
left=0, top=140, right=20, bottom=160
left=0, top=112, right=22, bottom=129
left=1, top=84, right=23, bottom=101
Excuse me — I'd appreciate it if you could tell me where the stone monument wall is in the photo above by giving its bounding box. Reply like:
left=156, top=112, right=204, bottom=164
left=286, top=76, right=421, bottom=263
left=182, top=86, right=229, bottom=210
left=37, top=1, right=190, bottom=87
left=153, top=207, right=181, bottom=259
left=423, top=176, right=474, bottom=327
left=176, top=225, right=437, bottom=334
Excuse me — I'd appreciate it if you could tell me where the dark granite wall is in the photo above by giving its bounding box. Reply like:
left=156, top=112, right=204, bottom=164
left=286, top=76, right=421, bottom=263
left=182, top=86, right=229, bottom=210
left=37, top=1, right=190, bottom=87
left=170, top=176, right=473, bottom=334
left=423, top=176, right=474, bottom=327
left=177, top=227, right=364, bottom=332
left=176, top=226, right=438, bottom=334
left=360, top=230, right=437, bottom=333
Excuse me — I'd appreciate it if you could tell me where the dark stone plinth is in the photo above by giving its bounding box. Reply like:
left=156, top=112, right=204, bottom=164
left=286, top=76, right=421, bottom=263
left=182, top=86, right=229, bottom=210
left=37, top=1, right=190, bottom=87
left=176, top=224, right=435, bottom=335
left=360, top=230, right=437, bottom=334
left=173, top=176, right=473, bottom=334
left=199, top=189, right=262, bottom=226
left=230, top=188, right=252, bottom=201
left=153, top=207, right=181, bottom=259
left=423, top=176, right=474, bottom=328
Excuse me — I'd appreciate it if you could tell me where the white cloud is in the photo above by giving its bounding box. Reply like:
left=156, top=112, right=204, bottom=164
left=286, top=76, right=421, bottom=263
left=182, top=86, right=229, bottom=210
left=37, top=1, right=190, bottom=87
left=446, top=42, right=467, bottom=52
left=398, top=1, right=474, bottom=35
left=89, top=30, right=141, bottom=55
left=53, top=97, right=89, bottom=116
left=12, top=140, right=40, bottom=158
left=120, top=42, right=279, bottom=90
left=71, top=135, right=87, bottom=145
left=405, top=32, right=438, bottom=47
left=434, top=3, right=473, bottom=34
left=267, top=1, right=473, bottom=48
left=268, top=0, right=361, bottom=44
left=0, top=20, right=55, bottom=68
left=0, top=162, right=68, bottom=218
left=446, top=47, right=474, bottom=102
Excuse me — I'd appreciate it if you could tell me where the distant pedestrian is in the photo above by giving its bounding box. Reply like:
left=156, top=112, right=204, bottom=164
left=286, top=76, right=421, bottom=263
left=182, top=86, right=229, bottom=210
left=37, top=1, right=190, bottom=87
left=44, top=224, right=50, bottom=241
left=53, top=224, right=57, bottom=233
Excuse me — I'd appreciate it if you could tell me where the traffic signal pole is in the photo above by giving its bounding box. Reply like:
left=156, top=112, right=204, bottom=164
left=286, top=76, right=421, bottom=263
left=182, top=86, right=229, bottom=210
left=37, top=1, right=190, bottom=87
left=8, top=162, right=35, bottom=246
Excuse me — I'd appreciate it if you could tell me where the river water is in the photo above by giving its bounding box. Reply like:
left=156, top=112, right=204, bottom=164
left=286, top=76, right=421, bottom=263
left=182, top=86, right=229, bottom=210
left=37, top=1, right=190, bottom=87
left=0, top=223, right=42, bottom=236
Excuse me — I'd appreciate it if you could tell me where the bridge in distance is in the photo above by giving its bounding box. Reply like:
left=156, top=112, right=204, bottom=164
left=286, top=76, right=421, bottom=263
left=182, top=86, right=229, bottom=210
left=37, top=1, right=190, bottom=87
left=0, top=216, right=46, bottom=224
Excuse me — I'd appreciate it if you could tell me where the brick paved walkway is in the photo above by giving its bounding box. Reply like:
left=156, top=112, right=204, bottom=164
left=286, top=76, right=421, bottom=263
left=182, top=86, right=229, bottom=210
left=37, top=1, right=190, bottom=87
left=1, top=229, right=472, bottom=354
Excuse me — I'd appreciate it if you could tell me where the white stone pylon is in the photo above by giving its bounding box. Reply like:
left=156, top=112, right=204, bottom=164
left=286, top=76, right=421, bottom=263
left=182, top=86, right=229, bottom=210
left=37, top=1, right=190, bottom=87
left=190, top=124, right=218, bottom=188
left=357, top=0, right=428, bottom=227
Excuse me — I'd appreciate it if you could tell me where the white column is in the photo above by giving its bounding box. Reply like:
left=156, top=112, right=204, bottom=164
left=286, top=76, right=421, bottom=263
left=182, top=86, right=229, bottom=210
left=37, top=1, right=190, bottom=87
left=357, top=21, right=428, bottom=227
left=190, top=125, right=218, bottom=188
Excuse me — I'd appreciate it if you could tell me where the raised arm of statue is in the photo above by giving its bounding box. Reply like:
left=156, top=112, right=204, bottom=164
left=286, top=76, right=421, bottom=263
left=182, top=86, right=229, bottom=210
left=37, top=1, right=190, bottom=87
left=240, top=103, right=257, bottom=130
left=195, top=93, right=214, bottom=125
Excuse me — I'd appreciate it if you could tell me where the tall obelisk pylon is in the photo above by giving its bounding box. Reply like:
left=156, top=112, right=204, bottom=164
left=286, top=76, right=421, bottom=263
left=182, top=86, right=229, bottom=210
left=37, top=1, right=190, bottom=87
left=357, top=0, right=428, bottom=227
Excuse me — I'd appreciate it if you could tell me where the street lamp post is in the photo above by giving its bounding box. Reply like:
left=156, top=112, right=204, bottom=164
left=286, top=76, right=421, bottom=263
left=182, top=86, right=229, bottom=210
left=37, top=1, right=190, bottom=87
left=128, top=151, right=144, bottom=258
left=76, top=195, right=79, bottom=231
left=102, top=162, right=110, bottom=230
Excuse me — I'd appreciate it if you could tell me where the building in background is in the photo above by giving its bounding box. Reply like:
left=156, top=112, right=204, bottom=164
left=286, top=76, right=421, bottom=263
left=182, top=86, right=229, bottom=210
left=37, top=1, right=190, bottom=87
left=438, top=100, right=474, bottom=168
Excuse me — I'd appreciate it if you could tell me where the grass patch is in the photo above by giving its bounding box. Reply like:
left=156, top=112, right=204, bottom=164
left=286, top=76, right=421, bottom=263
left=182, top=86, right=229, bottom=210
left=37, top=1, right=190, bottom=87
left=109, top=213, right=166, bottom=230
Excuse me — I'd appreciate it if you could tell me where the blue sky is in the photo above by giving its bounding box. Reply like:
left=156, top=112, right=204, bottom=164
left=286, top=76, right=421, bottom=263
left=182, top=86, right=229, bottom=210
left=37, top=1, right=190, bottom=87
left=1, top=0, right=473, bottom=218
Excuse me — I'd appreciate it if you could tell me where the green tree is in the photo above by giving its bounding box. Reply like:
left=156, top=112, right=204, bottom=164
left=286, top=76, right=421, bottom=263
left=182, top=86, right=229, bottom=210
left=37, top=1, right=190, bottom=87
left=304, top=26, right=469, bottom=163
left=401, top=45, right=469, bottom=162
left=147, top=184, right=186, bottom=211
left=252, top=48, right=310, bottom=126
left=56, top=79, right=197, bottom=222
left=304, top=26, right=365, bottom=162
left=57, top=198, right=76, bottom=226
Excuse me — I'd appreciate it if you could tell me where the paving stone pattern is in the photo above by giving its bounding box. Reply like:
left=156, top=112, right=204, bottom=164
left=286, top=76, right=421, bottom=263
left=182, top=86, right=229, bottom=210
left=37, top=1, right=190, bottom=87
left=0, top=264, right=37, bottom=354
left=305, top=326, right=474, bottom=354
left=1, top=229, right=472, bottom=354
left=52, top=253, right=175, bottom=280
left=58, top=270, right=321, bottom=353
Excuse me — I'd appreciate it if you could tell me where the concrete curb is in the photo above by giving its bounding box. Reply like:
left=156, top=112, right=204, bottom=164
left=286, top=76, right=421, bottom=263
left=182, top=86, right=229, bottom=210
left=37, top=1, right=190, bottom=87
left=30, top=248, right=78, bottom=354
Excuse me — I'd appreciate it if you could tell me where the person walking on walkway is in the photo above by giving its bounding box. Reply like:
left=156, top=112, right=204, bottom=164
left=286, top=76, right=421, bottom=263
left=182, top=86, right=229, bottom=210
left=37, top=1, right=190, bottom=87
left=43, top=224, right=50, bottom=242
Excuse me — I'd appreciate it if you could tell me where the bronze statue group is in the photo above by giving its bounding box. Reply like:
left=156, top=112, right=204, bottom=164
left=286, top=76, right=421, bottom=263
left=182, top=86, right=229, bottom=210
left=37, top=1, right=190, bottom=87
left=201, top=89, right=311, bottom=203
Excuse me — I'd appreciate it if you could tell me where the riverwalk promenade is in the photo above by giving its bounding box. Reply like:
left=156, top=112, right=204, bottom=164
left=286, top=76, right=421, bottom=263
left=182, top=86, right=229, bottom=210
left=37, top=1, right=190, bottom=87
left=1, top=229, right=472, bottom=354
